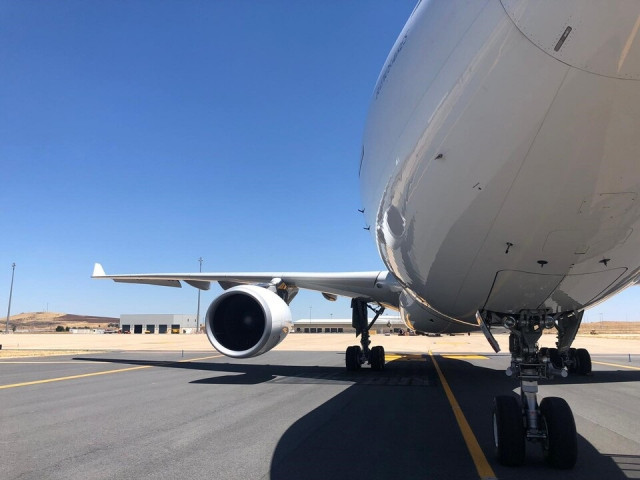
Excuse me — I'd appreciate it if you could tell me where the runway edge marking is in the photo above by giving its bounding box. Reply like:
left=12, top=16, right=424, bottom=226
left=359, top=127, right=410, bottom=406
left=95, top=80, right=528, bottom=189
left=429, top=351, right=497, bottom=480
left=0, top=354, right=222, bottom=390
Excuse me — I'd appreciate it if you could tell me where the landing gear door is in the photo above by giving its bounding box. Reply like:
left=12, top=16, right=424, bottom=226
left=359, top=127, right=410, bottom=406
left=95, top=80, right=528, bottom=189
left=476, top=311, right=500, bottom=353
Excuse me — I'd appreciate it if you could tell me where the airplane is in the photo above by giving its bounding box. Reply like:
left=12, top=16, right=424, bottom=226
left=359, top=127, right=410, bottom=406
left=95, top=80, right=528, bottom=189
left=93, top=0, right=640, bottom=470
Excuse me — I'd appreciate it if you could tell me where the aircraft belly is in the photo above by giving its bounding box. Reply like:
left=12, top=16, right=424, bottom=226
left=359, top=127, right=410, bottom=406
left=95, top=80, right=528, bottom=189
left=482, top=268, right=628, bottom=314
left=462, top=66, right=640, bottom=315
left=364, top=0, right=640, bottom=321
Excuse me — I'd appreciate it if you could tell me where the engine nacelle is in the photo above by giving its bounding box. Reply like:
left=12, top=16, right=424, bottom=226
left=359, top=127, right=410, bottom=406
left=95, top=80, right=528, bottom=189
left=205, top=285, right=292, bottom=358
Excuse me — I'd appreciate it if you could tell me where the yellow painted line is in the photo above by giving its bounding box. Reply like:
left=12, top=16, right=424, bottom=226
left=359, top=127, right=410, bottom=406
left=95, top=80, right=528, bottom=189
left=178, top=354, right=221, bottom=363
left=385, top=354, right=404, bottom=362
left=0, top=365, right=152, bottom=390
left=442, top=355, right=489, bottom=360
left=0, top=354, right=223, bottom=390
left=385, top=353, right=424, bottom=362
left=429, top=351, right=497, bottom=480
left=593, top=360, right=640, bottom=371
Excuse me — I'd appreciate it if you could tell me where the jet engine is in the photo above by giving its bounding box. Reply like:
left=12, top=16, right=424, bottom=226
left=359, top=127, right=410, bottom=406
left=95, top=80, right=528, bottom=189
left=205, top=285, right=292, bottom=358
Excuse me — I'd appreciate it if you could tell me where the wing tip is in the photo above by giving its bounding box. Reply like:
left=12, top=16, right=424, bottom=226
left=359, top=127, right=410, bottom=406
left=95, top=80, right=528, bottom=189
left=92, top=263, right=106, bottom=278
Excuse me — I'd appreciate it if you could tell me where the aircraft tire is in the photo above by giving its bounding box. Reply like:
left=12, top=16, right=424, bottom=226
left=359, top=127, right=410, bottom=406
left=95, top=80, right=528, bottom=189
left=576, top=348, right=592, bottom=375
left=540, top=397, right=577, bottom=469
left=492, top=395, right=525, bottom=466
left=370, top=345, right=385, bottom=371
left=346, top=346, right=359, bottom=371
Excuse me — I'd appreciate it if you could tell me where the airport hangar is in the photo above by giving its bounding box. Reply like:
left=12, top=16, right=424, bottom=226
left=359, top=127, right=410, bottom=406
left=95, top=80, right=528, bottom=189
left=292, top=315, right=406, bottom=334
left=119, top=314, right=198, bottom=334
left=119, top=314, right=407, bottom=334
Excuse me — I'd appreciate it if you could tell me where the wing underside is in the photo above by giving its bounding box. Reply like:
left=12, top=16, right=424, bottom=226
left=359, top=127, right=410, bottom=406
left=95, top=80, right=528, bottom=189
left=92, top=263, right=401, bottom=307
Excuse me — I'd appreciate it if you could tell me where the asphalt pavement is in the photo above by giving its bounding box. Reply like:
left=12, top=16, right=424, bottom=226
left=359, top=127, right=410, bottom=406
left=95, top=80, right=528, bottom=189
left=1, top=349, right=638, bottom=480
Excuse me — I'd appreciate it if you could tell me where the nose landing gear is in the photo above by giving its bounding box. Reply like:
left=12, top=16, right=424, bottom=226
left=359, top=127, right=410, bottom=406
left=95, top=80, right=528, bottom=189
left=482, top=310, right=586, bottom=469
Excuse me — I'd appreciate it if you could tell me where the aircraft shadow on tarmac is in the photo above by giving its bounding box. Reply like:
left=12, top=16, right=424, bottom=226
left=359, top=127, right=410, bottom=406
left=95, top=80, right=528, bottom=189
left=266, top=357, right=637, bottom=480
left=74, top=354, right=640, bottom=387
left=74, top=354, right=638, bottom=479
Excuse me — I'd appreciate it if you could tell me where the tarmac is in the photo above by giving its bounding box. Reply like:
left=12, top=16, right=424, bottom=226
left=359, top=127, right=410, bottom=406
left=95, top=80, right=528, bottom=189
left=0, top=333, right=638, bottom=479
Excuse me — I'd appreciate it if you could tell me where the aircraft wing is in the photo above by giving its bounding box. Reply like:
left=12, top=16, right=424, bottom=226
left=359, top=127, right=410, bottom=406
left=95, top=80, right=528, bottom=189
left=92, top=263, right=402, bottom=307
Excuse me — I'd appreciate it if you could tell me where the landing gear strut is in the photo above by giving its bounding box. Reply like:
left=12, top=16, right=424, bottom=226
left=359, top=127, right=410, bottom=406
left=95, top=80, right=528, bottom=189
left=345, top=299, right=385, bottom=371
left=480, top=310, right=590, bottom=469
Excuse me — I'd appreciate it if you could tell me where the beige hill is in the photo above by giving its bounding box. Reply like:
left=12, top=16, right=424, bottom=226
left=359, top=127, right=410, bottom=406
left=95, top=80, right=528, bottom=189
left=2, top=312, right=118, bottom=333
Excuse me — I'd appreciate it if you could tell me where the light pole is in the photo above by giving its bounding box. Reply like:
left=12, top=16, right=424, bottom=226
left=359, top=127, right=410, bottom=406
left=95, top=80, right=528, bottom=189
left=5, top=263, right=16, bottom=334
left=196, top=257, right=203, bottom=333
left=309, top=306, right=312, bottom=321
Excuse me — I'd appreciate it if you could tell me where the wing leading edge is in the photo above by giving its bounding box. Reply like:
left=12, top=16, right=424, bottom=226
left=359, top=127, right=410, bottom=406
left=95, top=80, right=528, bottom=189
left=92, top=263, right=402, bottom=307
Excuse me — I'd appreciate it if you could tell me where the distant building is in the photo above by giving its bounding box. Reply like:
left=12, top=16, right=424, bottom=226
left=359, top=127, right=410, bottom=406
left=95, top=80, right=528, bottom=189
left=119, top=314, right=197, bottom=334
left=69, top=328, right=105, bottom=334
left=293, top=315, right=407, bottom=334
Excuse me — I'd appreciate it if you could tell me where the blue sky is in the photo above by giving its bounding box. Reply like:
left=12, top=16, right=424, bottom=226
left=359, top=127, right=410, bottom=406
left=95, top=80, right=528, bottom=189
left=1, top=1, right=638, bottom=324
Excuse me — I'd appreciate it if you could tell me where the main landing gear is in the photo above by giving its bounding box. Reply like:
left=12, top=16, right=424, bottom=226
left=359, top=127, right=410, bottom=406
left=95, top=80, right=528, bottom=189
left=345, top=299, right=386, bottom=371
left=480, top=310, right=592, bottom=469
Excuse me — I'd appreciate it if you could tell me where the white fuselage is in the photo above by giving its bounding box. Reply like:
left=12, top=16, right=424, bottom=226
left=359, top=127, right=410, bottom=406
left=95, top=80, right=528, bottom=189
left=361, top=0, right=640, bottom=328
